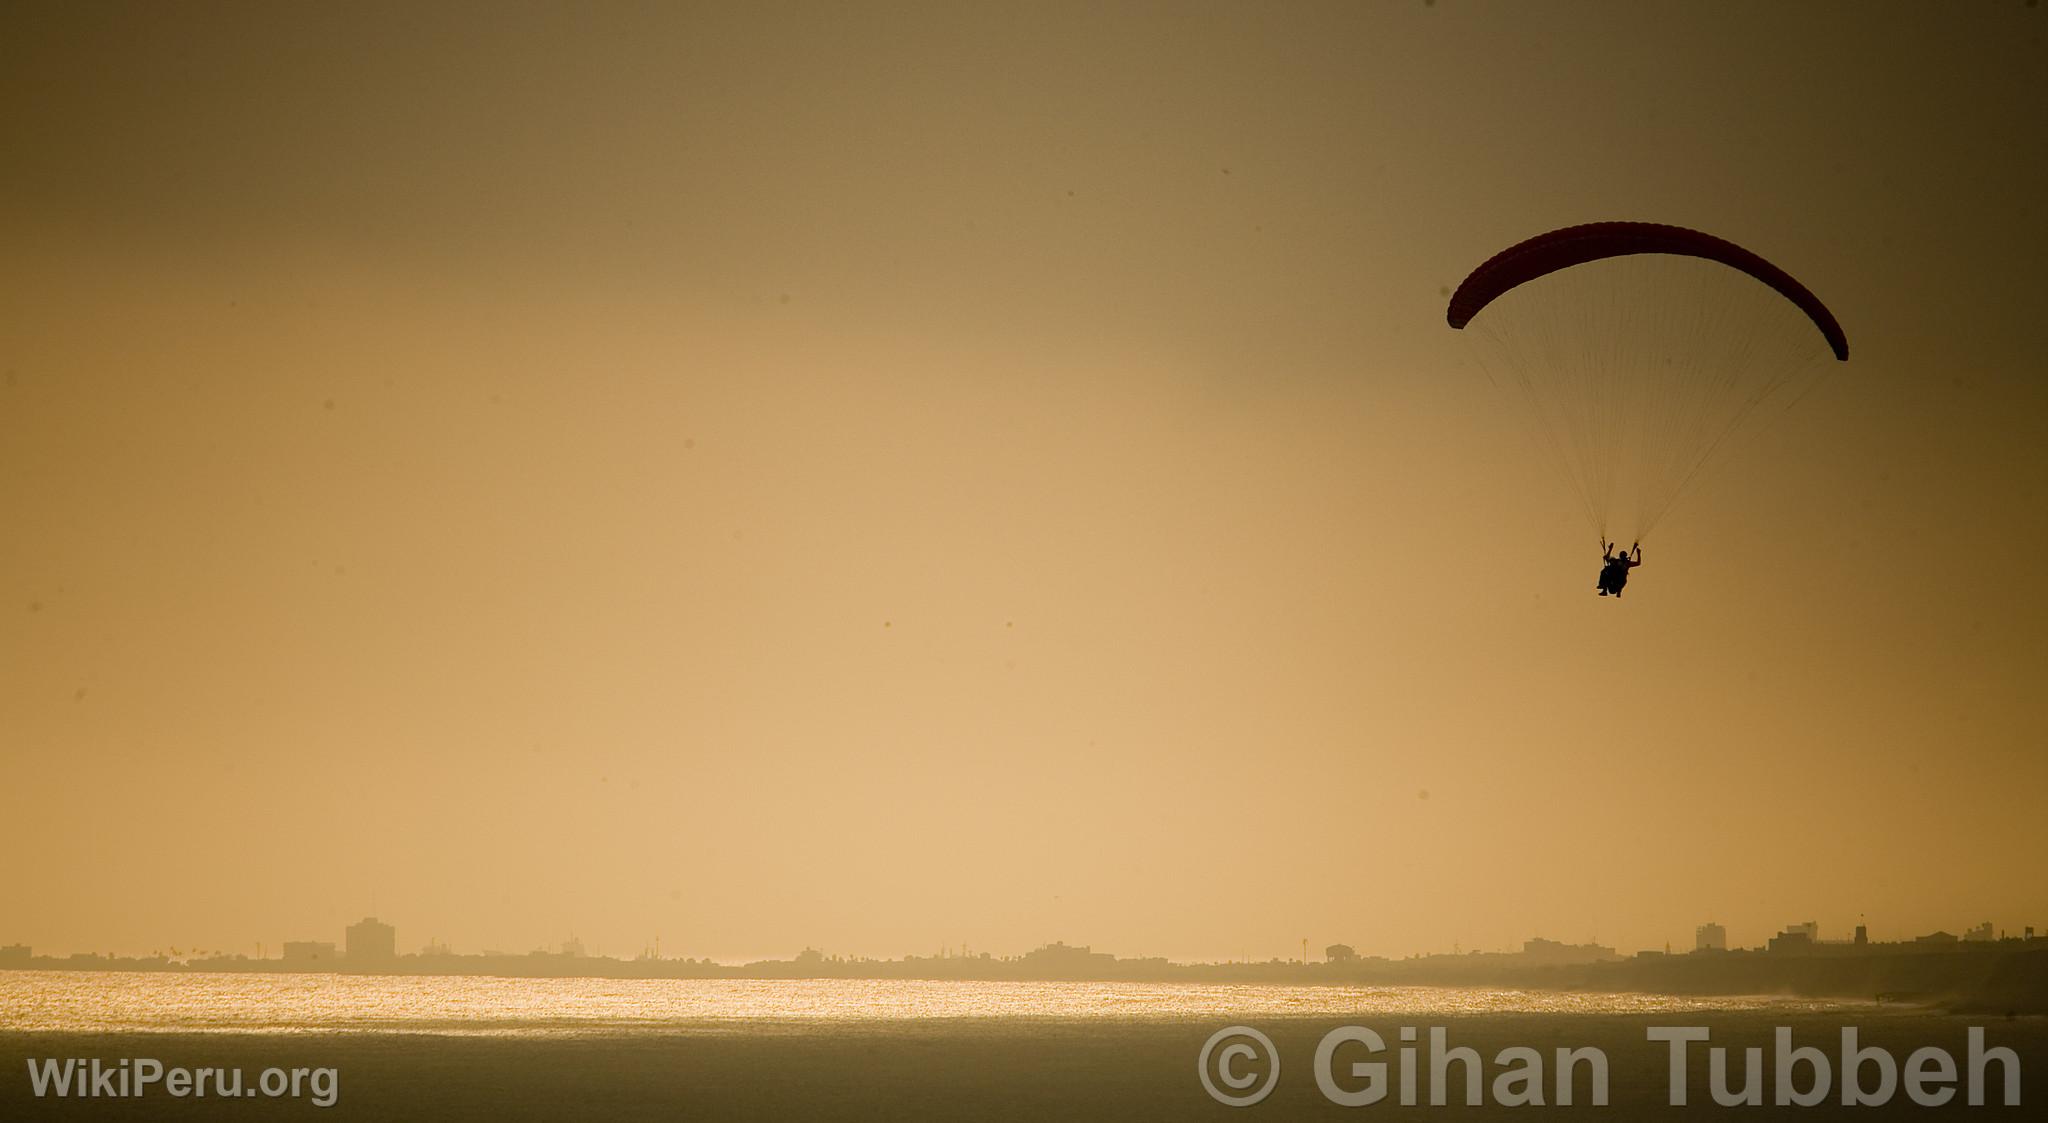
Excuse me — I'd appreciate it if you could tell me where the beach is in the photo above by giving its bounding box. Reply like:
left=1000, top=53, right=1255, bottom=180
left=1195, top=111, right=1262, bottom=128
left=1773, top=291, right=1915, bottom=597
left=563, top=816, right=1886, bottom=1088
left=5, top=1010, right=2040, bottom=1120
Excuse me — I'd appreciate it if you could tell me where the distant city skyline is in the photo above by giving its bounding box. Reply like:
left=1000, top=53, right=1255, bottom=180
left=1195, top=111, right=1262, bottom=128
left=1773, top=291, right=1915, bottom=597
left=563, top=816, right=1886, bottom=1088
left=4, top=907, right=2036, bottom=967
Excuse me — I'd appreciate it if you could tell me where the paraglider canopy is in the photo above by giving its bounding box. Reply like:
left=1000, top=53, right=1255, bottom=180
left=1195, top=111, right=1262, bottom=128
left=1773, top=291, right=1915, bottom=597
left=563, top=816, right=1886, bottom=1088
left=1448, top=222, right=1848, bottom=361
left=1445, top=222, right=1847, bottom=541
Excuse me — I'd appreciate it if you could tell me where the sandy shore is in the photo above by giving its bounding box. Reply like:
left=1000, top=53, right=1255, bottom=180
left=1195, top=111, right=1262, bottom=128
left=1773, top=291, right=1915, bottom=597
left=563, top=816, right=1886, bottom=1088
left=3, top=1012, right=2039, bottom=1120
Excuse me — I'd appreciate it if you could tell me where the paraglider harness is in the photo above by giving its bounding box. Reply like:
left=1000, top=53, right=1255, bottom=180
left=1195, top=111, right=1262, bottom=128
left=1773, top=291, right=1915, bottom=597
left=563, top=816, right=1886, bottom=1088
left=1597, top=540, right=1641, bottom=597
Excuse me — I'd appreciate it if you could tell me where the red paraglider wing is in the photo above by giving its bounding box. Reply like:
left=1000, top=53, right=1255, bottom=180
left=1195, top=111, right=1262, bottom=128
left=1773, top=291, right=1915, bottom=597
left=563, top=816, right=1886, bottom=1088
left=1446, top=222, right=1849, bottom=361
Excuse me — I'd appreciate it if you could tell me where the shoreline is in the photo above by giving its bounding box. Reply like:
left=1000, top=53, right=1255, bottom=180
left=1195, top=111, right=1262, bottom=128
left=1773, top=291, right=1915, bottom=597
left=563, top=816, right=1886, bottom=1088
left=8, top=944, right=2045, bottom=1015
left=5, top=1012, right=2039, bottom=1121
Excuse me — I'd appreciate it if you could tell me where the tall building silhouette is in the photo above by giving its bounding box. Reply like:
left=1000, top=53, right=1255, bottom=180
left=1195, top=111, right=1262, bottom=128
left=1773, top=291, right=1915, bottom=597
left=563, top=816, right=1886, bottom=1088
left=346, top=917, right=396, bottom=963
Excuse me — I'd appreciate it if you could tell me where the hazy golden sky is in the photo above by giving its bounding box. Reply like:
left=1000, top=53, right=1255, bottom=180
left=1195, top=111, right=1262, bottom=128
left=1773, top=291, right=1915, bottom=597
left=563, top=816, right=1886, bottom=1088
left=4, top=2, right=2043, bottom=962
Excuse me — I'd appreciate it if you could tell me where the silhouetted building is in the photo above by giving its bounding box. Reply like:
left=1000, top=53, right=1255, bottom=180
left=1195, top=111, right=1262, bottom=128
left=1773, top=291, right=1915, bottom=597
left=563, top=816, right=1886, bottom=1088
left=1325, top=943, right=1358, bottom=963
left=0, top=944, right=29, bottom=965
left=282, top=941, right=337, bottom=963
left=1963, top=921, right=1994, bottom=942
left=346, top=917, right=396, bottom=962
left=1768, top=929, right=1815, bottom=954
left=1017, top=942, right=1118, bottom=974
left=1520, top=938, right=1619, bottom=965
left=1916, top=931, right=1958, bottom=944
left=1854, top=924, right=1868, bottom=947
left=1694, top=923, right=1727, bottom=952
left=1783, top=920, right=1819, bottom=942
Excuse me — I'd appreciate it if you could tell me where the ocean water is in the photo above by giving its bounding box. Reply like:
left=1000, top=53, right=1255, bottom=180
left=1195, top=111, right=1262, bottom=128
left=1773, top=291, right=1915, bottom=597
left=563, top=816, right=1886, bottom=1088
left=0, top=971, right=1869, bottom=1035
left=1, top=974, right=2036, bottom=1120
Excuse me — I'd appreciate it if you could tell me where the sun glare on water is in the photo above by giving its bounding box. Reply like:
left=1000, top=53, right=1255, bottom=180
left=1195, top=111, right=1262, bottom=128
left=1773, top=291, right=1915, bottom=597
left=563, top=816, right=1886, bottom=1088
left=0, top=973, right=1870, bottom=1037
